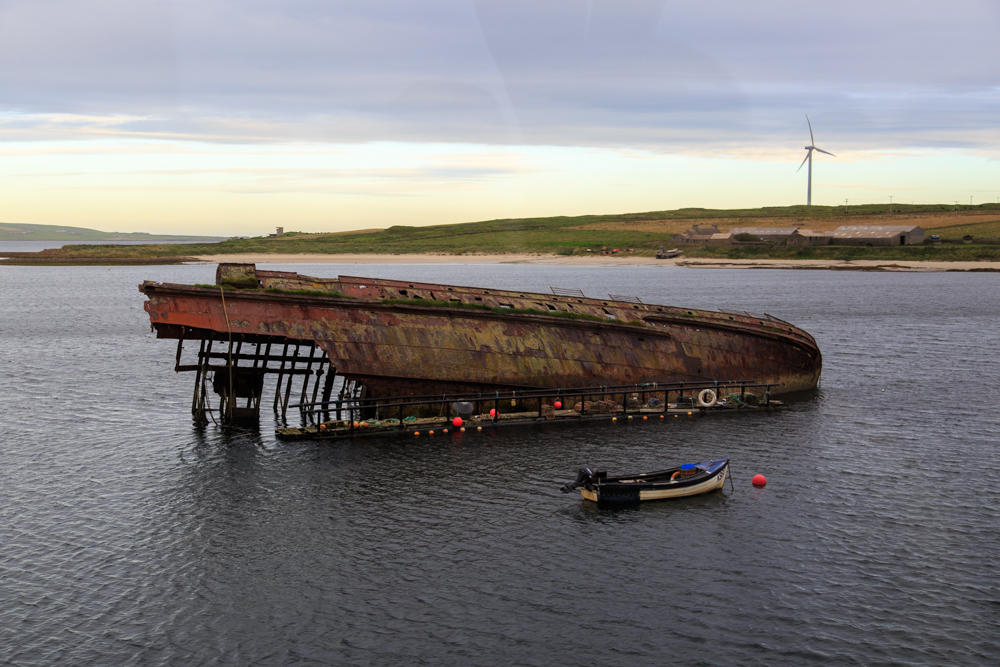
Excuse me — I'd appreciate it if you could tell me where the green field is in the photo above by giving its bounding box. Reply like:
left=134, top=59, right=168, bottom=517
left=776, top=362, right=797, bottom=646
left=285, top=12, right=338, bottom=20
left=2, top=203, right=999, bottom=265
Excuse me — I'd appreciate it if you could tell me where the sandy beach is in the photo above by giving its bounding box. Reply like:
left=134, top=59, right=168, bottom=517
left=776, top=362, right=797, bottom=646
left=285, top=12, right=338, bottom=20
left=192, top=253, right=1000, bottom=272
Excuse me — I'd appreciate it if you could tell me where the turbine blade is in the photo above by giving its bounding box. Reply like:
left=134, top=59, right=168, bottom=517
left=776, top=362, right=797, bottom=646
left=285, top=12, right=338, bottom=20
left=797, top=150, right=811, bottom=172
left=814, top=147, right=835, bottom=157
left=806, top=114, right=815, bottom=145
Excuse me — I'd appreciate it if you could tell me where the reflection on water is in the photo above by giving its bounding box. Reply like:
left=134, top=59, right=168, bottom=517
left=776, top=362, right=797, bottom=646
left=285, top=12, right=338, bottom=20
left=0, top=263, right=998, bottom=665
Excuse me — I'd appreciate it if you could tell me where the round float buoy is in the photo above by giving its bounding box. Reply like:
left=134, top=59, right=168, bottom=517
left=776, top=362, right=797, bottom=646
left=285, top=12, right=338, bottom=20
left=643, top=416, right=648, bottom=420
left=414, top=431, right=420, bottom=436
left=687, top=411, right=693, bottom=416
left=442, top=428, right=448, bottom=434
left=353, top=421, right=360, bottom=428
left=429, top=430, right=435, bottom=435
left=627, top=415, right=633, bottom=420
left=674, top=415, right=678, bottom=418
left=554, top=400, right=562, bottom=410
left=360, top=421, right=369, bottom=428
left=452, top=417, right=463, bottom=428
left=320, top=424, right=327, bottom=430
left=752, top=474, right=767, bottom=488
left=477, top=426, right=482, bottom=431
left=460, top=427, right=465, bottom=432
left=489, top=409, right=497, bottom=417
left=612, top=417, right=617, bottom=422
left=697, top=389, right=718, bottom=407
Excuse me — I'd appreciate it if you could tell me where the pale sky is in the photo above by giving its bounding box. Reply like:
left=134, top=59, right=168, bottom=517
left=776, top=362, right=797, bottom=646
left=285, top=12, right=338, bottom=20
left=1, top=1, right=999, bottom=235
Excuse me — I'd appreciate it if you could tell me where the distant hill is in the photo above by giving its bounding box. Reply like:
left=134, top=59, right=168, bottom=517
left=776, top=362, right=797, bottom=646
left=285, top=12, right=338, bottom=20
left=3, top=203, right=1000, bottom=264
left=0, top=222, right=225, bottom=242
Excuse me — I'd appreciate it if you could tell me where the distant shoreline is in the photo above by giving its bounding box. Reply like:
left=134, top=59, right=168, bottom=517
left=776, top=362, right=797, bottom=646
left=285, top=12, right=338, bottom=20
left=187, top=253, right=1000, bottom=272
left=3, top=250, right=998, bottom=271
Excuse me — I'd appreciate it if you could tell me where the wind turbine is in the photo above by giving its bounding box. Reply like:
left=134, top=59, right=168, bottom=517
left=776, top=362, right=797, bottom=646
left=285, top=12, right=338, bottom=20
left=797, top=114, right=835, bottom=205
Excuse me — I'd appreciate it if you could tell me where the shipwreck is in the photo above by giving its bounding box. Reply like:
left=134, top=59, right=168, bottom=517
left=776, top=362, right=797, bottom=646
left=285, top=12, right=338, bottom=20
left=139, top=263, right=821, bottom=425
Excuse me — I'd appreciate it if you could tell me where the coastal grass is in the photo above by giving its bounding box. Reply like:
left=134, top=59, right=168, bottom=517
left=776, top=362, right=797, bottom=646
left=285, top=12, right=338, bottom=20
left=4, top=203, right=1000, bottom=265
left=194, top=284, right=352, bottom=298
left=925, top=218, right=1000, bottom=240
left=678, top=244, right=1000, bottom=261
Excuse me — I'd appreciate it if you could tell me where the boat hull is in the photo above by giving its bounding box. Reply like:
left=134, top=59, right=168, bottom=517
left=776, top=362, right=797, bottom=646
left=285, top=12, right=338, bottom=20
left=581, top=459, right=729, bottom=503
left=140, top=268, right=821, bottom=399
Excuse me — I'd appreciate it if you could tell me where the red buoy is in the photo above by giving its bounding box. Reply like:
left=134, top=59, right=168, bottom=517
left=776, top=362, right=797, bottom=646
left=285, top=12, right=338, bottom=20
left=452, top=416, right=463, bottom=427
left=489, top=409, right=497, bottom=417
left=752, top=474, right=767, bottom=488
left=554, top=400, right=562, bottom=410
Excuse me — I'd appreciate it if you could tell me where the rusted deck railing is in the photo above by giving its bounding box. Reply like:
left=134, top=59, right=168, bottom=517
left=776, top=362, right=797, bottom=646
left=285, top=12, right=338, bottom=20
left=279, top=379, right=780, bottom=439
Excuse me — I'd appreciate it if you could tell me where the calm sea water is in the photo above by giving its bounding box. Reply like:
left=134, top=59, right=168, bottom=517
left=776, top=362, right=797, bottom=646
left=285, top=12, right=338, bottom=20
left=1, top=263, right=998, bottom=665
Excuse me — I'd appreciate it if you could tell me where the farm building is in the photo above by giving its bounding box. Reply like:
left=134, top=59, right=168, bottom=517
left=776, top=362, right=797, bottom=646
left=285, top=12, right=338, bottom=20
left=830, top=225, right=925, bottom=246
left=727, top=227, right=799, bottom=243
left=674, top=225, right=721, bottom=243
left=787, top=229, right=832, bottom=247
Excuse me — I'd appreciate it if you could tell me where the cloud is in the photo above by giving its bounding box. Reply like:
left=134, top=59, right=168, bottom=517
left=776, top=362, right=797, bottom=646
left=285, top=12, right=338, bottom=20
left=0, top=1, right=998, bottom=151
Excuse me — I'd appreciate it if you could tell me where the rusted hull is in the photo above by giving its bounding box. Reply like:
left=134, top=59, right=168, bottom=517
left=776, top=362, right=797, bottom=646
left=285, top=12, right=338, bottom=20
left=141, top=270, right=821, bottom=399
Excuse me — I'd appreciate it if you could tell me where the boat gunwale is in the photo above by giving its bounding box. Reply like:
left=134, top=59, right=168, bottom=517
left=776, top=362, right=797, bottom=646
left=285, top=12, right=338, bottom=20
left=593, top=459, right=730, bottom=492
left=140, top=282, right=819, bottom=351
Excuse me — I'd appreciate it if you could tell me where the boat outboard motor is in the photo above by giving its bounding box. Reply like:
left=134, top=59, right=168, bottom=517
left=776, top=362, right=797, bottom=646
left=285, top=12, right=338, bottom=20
left=560, top=467, right=594, bottom=493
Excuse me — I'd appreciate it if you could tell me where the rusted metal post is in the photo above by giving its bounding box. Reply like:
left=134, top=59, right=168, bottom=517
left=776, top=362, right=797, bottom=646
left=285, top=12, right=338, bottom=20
left=247, top=342, right=262, bottom=409
left=272, top=343, right=289, bottom=412
left=310, top=362, right=324, bottom=418
left=191, top=338, right=206, bottom=416
left=298, top=344, right=317, bottom=408
left=174, top=335, right=185, bottom=372
left=281, top=345, right=300, bottom=422
left=320, top=363, right=336, bottom=422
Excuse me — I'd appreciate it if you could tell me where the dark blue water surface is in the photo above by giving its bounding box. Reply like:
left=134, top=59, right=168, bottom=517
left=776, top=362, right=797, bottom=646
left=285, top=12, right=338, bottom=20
left=1, top=263, right=998, bottom=665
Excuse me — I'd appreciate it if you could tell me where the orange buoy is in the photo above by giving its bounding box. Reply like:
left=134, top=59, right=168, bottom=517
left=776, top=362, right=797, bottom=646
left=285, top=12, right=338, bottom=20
left=687, top=411, right=693, bottom=416
left=660, top=415, right=664, bottom=419
left=554, top=400, right=562, bottom=409
left=320, top=424, right=327, bottom=430
left=643, top=416, right=647, bottom=420
left=452, top=417, right=463, bottom=428
left=753, top=474, right=767, bottom=488
left=460, top=427, right=465, bottom=432
left=429, top=430, right=435, bottom=435
left=612, top=417, right=617, bottom=422
left=476, top=426, right=482, bottom=431
left=414, top=431, right=420, bottom=436
left=442, top=428, right=448, bottom=434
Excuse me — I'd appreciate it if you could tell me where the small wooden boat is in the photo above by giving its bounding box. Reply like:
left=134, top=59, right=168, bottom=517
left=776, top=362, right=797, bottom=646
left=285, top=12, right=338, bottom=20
left=560, top=458, right=730, bottom=503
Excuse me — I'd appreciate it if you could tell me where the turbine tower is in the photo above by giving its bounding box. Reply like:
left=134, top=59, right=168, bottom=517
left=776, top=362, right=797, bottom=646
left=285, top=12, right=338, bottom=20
left=798, top=114, right=835, bottom=205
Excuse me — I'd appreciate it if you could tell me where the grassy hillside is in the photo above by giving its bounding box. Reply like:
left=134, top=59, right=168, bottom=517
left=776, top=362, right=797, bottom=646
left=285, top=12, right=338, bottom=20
left=2, top=203, right=999, bottom=265
left=924, top=218, right=1000, bottom=239
left=0, top=222, right=223, bottom=242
